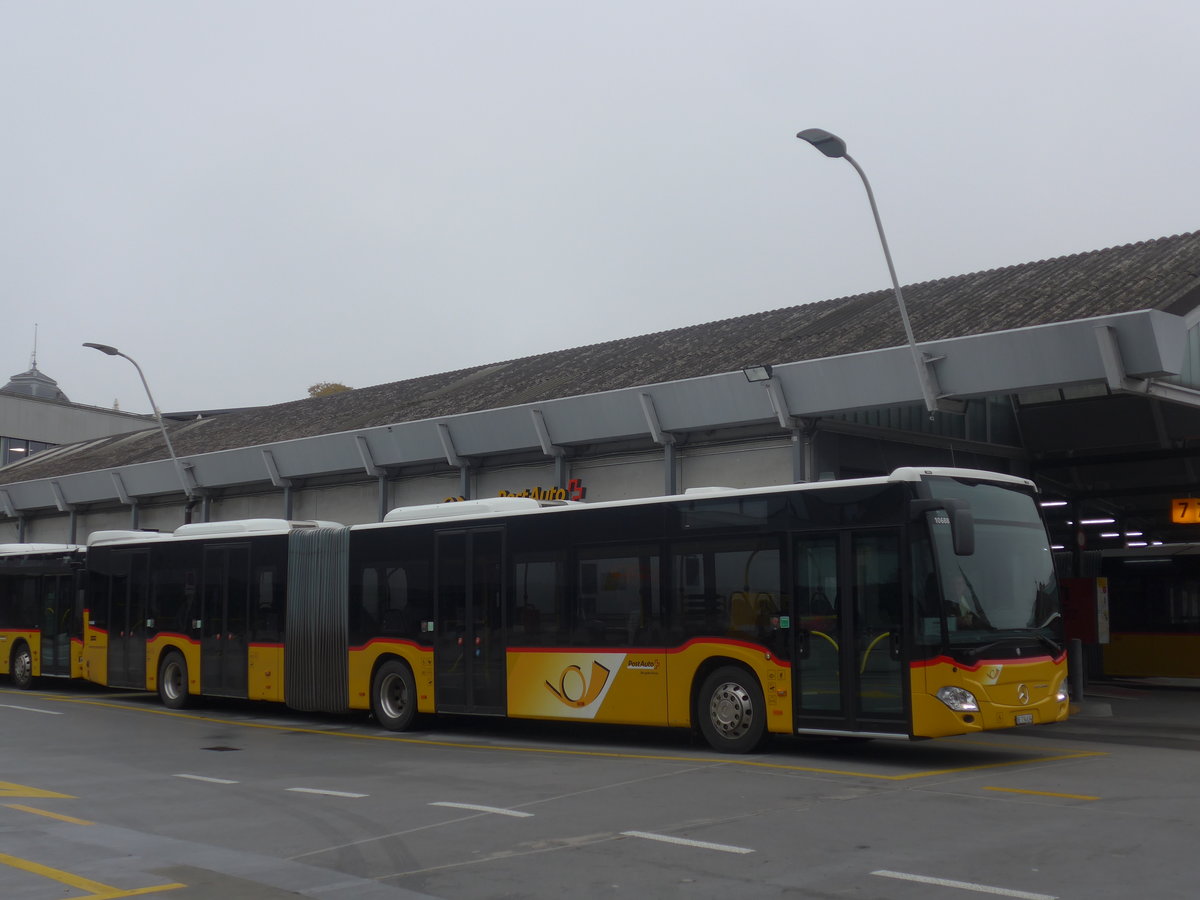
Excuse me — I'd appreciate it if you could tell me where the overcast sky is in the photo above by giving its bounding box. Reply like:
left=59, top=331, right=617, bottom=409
left=2, top=1, right=1197, bottom=415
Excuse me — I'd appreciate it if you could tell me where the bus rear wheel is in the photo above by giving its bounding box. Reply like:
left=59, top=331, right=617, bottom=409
left=158, top=651, right=190, bottom=710
left=10, top=643, right=33, bottom=690
left=697, top=666, right=767, bottom=753
left=372, top=660, right=418, bottom=731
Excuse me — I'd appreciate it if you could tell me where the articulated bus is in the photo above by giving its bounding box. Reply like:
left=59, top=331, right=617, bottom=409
left=6, top=467, right=1068, bottom=751
left=0, top=543, right=86, bottom=689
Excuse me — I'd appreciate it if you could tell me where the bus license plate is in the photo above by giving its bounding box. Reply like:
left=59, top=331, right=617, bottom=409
left=1015, top=713, right=1034, bottom=726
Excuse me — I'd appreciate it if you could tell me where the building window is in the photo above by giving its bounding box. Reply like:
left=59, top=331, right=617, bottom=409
left=1, top=437, right=53, bottom=467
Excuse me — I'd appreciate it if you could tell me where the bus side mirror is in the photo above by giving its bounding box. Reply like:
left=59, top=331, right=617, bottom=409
left=911, top=498, right=975, bottom=556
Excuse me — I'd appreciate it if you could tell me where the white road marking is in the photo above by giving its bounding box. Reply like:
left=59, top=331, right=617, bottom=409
left=430, top=801, right=533, bottom=818
left=287, top=787, right=369, bottom=798
left=872, top=869, right=1057, bottom=899
left=0, top=704, right=63, bottom=715
left=620, top=830, right=754, bottom=855
left=173, top=774, right=239, bottom=785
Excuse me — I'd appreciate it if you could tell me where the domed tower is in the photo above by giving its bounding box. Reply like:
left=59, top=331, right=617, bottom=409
left=1, top=364, right=70, bottom=402
left=2, top=329, right=70, bottom=402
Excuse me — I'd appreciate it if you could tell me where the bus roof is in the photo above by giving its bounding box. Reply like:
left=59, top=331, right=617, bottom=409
left=354, top=466, right=1035, bottom=531
left=87, top=518, right=345, bottom=547
left=87, top=530, right=177, bottom=547
left=172, top=519, right=343, bottom=538
left=888, top=467, right=1036, bottom=490
left=0, top=543, right=84, bottom=557
left=72, top=468, right=1034, bottom=543
left=383, top=497, right=557, bottom=523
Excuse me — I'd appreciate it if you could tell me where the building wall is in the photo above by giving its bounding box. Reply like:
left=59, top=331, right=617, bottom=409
left=573, top=451, right=668, bottom=500
left=0, top=393, right=153, bottom=445
left=679, top=439, right=793, bottom=489
left=475, top=463, right=561, bottom=501
left=294, top=481, right=384, bottom=523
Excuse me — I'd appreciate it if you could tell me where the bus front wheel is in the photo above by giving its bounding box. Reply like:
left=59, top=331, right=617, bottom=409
left=158, top=651, right=190, bottom=710
left=697, top=666, right=767, bottom=753
left=372, top=660, right=418, bottom=731
left=10, top=643, right=33, bottom=690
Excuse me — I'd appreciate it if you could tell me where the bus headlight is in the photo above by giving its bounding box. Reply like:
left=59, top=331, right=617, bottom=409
left=1056, top=684, right=1069, bottom=702
left=936, top=686, right=980, bottom=712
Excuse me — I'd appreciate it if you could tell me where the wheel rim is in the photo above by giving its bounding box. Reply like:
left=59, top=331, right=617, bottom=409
left=708, top=681, right=754, bottom=741
left=379, top=672, right=409, bottom=721
left=13, top=649, right=31, bottom=684
left=163, top=662, right=184, bottom=700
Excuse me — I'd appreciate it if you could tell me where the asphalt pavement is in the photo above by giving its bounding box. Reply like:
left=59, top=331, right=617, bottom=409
left=1052, top=677, right=1200, bottom=750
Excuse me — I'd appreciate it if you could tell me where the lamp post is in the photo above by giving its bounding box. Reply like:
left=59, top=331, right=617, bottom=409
left=83, top=342, right=193, bottom=501
left=795, top=128, right=946, bottom=415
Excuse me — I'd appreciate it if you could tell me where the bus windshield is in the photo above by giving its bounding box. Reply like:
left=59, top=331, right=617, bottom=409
left=923, top=477, right=1061, bottom=658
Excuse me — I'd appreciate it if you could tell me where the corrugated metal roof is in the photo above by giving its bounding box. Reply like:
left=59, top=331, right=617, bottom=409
left=4, top=229, right=1198, bottom=485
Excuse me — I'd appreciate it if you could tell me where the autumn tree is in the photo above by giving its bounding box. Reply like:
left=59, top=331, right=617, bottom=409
left=307, top=382, right=351, bottom=398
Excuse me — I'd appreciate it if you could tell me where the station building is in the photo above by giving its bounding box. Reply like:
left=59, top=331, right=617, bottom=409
left=1, top=361, right=160, bottom=467
left=2, top=230, right=1199, bottom=676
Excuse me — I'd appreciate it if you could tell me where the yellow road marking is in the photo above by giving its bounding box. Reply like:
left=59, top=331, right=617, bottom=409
left=984, top=786, right=1100, bottom=801
left=0, top=780, right=74, bottom=799
left=38, top=692, right=1107, bottom=781
left=0, top=850, right=186, bottom=898
left=86, top=885, right=188, bottom=899
left=0, top=851, right=116, bottom=895
left=5, top=803, right=94, bottom=824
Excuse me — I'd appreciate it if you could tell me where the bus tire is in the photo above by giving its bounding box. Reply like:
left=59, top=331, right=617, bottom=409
left=697, top=666, right=767, bottom=753
left=372, top=659, right=418, bottom=732
left=158, top=651, right=190, bottom=710
left=10, top=642, right=33, bottom=690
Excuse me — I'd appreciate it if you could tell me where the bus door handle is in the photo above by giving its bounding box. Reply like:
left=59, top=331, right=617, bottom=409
left=797, top=629, right=811, bottom=660
left=889, top=630, right=902, bottom=660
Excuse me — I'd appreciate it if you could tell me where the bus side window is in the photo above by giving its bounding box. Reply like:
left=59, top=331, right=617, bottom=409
left=672, top=539, right=781, bottom=648
left=511, top=553, right=564, bottom=647
left=575, top=545, right=661, bottom=647
left=356, top=560, right=428, bottom=641
left=253, top=566, right=283, bottom=643
left=379, top=567, right=412, bottom=635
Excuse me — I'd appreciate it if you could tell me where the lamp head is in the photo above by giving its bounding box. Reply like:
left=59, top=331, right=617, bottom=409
left=83, top=342, right=121, bottom=356
left=796, top=128, right=847, bottom=159
left=742, top=365, right=773, bottom=383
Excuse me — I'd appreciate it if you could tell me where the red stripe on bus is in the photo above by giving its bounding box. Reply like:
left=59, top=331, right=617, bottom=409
left=910, top=652, right=1066, bottom=671
left=350, top=637, right=425, bottom=652
left=147, top=632, right=199, bottom=646
left=505, top=636, right=792, bottom=665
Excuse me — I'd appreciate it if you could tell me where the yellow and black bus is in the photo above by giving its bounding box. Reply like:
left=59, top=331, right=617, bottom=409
left=63, top=466, right=1068, bottom=751
left=1095, top=544, right=1200, bottom=679
left=0, top=543, right=86, bottom=689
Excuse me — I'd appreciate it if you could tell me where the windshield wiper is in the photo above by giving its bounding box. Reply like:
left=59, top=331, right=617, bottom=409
left=962, top=631, right=1062, bottom=660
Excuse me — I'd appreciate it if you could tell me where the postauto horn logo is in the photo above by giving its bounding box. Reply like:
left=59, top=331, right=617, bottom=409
left=545, top=660, right=612, bottom=709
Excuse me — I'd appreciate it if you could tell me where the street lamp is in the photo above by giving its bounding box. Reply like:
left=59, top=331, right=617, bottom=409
left=795, top=128, right=951, bottom=415
left=83, top=342, right=193, bottom=500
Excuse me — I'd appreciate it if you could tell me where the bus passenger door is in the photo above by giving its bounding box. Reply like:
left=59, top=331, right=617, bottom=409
left=434, top=529, right=505, bottom=715
left=39, top=574, right=74, bottom=677
left=200, top=545, right=250, bottom=698
left=792, top=531, right=907, bottom=735
left=107, top=551, right=149, bottom=689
